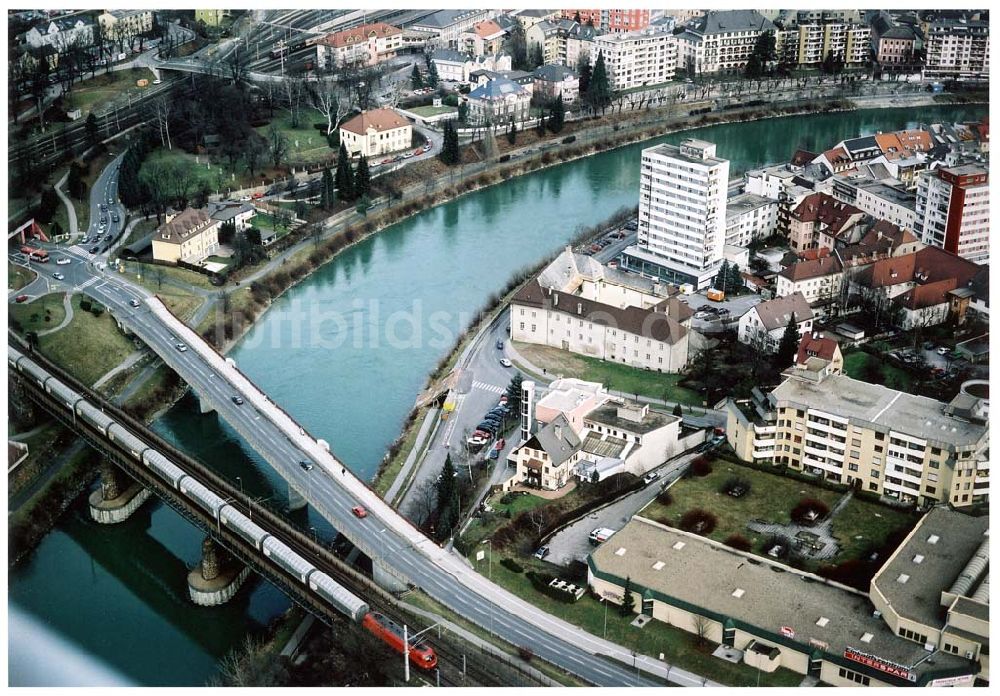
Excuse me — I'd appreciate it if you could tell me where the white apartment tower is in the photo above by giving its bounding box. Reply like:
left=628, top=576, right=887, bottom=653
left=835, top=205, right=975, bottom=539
left=622, top=139, right=729, bottom=289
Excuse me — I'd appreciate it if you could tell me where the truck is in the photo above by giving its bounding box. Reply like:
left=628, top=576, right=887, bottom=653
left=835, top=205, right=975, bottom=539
left=706, top=288, right=725, bottom=302
left=20, top=245, right=49, bottom=263
left=589, top=527, right=617, bottom=545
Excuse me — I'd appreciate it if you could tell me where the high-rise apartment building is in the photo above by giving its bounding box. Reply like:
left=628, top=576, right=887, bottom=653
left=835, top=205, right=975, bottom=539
left=923, top=18, right=989, bottom=80
left=915, top=165, right=989, bottom=264
left=621, top=139, right=729, bottom=289
left=559, top=8, right=650, bottom=33
left=590, top=27, right=677, bottom=91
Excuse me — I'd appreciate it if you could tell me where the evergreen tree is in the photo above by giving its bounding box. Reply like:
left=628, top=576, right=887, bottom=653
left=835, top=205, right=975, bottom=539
left=547, top=94, right=565, bottom=133
left=577, top=53, right=592, bottom=95
left=435, top=454, right=460, bottom=540
left=354, top=155, right=371, bottom=200
left=573, top=10, right=582, bottom=24
left=67, top=161, right=86, bottom=200
left=439, top=120, right=461, bottom=165
left=530, top=43, right=544, bottom=70
left=744, top=53, right=763, bottom=79
left=587, top=51, right=612, bottom=114
left=410, top=64, right=423, bottom=90
left=672, top=403, right=683, bottom=417
left=505, top=373, right=523, bottom=414
left=507, top=118, right=517, bottom=145
left=775, top=313, right=799, bottom=367
left=728, top=262, right=743, bottom=293
left=536, top=111, right=546, bottom=135
left=85, top=112, right=99, bottom=147
left=319, top=167, right=334, bottom=209
left=427, top=60, right=439, bottom=88
left=457, top=101, right=469, bottom=123
left=713, top=260, right=731, bottom=292
left=335, top=142, right=354, bottom=201
left=35, top=187, right=59, bottom=223
left=621, top=576, right=636, bottom=616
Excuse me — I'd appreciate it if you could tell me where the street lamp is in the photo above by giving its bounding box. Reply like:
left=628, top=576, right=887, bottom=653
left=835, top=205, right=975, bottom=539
left=403, top=620, right=441, bottom=684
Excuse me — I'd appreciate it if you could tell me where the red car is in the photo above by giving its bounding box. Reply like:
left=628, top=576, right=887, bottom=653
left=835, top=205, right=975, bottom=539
left=251, top=192, right=264, bottom=200
left=382, top=158, right=393, bottom=164
left=14, top=294, right=28, bottom=303
left=351, top=505, right=368, bottom=519
left=493, top=438, right=506, bottom=451
left=413, top=148, right=423, bottom=156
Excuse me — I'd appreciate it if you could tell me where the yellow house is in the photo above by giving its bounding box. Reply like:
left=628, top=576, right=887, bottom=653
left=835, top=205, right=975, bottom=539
left=151, top=208, right=221, bottom=264
left=338, top=108, right=412, bottom=159
left=98, top=10, right=154, bottom=39
left=195, top=9, right=231, bottom=27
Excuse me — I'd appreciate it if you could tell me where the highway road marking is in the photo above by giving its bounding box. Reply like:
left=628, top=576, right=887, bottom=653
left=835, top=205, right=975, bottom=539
left=472, top=380, right=504, bottom=394
left=77, top=277, right=99, bottom=290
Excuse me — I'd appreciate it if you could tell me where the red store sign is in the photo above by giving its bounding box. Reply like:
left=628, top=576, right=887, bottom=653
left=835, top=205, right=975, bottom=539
left=844, top=646, right=912, bottom=681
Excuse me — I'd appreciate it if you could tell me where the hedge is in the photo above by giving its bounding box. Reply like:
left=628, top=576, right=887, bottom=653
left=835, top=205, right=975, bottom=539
left=526, top=571, right=577, bottom=604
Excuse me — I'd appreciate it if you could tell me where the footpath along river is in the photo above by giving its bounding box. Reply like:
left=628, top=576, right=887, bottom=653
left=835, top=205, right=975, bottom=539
left=9, top=104, right=985, bottom=685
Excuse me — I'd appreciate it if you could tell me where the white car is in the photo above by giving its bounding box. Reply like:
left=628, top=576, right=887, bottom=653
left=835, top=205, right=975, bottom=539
left=56, top=258, right=71, bottom=265
left=52, top=272, right=65, bottom=280
left=499, top=358, right=512, bottom=368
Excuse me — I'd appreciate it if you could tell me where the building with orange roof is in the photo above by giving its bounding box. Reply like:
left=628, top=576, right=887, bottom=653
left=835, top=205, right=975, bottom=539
left=787, top=193, right=864, bottom=253
left=460, top=19, right=507, bottom=56
left=795, top=332, right=843, bottom=374
left=316, top=22, right=402, bottom=69
left=338, top=108, right=412, bottom=159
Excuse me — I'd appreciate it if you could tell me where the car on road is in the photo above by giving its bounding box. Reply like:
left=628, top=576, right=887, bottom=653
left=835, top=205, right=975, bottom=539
left=402, top=152, right=414, bottom=159
left=936, top=346, right=950, bottom=356
left=381, top=158, right=394, bottom=164
left=496, top=339, right=503, bottom=349
left=239, top=195, right=251, bottom=202
left=15, top=295, right=28, bottom=303
left=499, top=358, right=512, bottom=368
left=81, top=236, right=89, bottom=244
left=643, top=471, right=660, bottom=484
left=351, top=505, right=368, bottom=518
left=231, top=395, right=244, bottom=405
left=52, top=272, right=65, bottom=280
left=129, top=299, right=141, bottom=308
left=413, top=148, right=423, bottom=156
left=299, top=460, right=314, bottom=471
left=422, top=143, right=432, bottom=152
left=251, top=192, right=264, bottom=200
left=112, top=213, right=119, bottom=222
left=89, top=245, right=99, bottom=253
left=175, top=343, right=188, bottom=352
left=56, top=258, right=71, bottom=265
left=493, top=437, right=506, bottom=451
left=533, top=546, right=550, bottom=560
left=153, top=78, right=162, bottom=85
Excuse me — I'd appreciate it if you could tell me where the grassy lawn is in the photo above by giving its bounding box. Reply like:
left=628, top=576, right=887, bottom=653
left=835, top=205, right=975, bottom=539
left=35, top=295, right=137, bottom=386
left=64, top=67, right=158, bottom=116
left=461, top=490, right=551, bottom=548
left=258, top=111, right=334, bottom=164
left=8, top=262, right=36, bottom=291
left=641, top=458, right=916, bottom=567
left=843, top=350, right=914, bottom=391
left=138, top=148, right=228, bottom=195
left=374, top=409, right=429, bottom=499
left=409, top=105, right=457, bottom=117
left=123, top=217, right=159, bottom=247
left=513, top=341, right=702, bottom=405
left=117, top=259, right=217, bottom=291
left=469, top=554, right=801, bottom=687
left=9, top=293, right=67, bottom=333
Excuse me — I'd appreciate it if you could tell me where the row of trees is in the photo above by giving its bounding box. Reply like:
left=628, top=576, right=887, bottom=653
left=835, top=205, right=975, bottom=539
left=320, top=143, right=372, bottom=208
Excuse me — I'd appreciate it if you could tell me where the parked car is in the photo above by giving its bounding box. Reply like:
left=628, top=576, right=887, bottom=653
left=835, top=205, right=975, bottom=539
left=533, top=546, right=550, bottom=560
left=496, top=339, right=504, bottom=350
left=251, top=192, right=264, bottom=200
left=936, top=346, right=950, bottom=356
left=15, top=294, right=28, bottom=303
left=382, top=158, right=394, bottom=164
left=89, top=245, right=99, bottom=253
left=643, top=471, right=660, bottom=484
left=351, top=505, right=368, bottom=518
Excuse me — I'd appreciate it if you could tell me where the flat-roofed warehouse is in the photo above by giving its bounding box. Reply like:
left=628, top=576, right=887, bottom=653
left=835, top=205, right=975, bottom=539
left=588, top=516, right=977, bottom=687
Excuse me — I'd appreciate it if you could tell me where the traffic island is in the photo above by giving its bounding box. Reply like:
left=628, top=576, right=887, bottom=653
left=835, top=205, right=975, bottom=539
left=188, top=536, right=251, bottom=606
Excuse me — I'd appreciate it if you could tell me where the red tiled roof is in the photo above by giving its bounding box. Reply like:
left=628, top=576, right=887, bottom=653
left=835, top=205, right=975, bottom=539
left=473, top=19, right=504, bottom=38
left=791, top=193, right=863, bottom=237
left=897, top=278, right=958, bottom=310
left=858, top=219, right=918, bottom=249
left=859, top=246, right=982, bottom=290
left=796, top=334, right=839, bottom=364
left=319, top=22, right=401, bottom=49
left=790, top=149, right=818, bottom=167
left=339, top=108, right=409, bottom=135
left=779, top=255, right=843, bottom=283
left=823, top=146, right=852, bottom=166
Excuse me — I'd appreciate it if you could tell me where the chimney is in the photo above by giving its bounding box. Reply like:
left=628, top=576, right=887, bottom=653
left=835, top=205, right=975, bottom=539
left=577, top=302, right=583, bottom=315
left=554, top=294, right=559, bottom=306
left=554, top=424, right=563, bottom=441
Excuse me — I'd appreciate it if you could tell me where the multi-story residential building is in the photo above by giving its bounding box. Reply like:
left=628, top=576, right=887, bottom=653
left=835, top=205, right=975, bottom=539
left=870, top=507, right=990, bottom=682
left=464, top=77, right=531, bottom=125
left=532, top=64, right=579, bottom=103
left=338, top=108, right=412, bottom=158
left=151, top=208, right=220, bottom=264
left=526, top=18, right=598, bottom=68
left=724, top=193, right=778, bottom=248
left=207, top=201, right=255, bottom=232
left=737, top=292, right=814, bottom=352
left=621, top=140, right=729, bottom=289
left=194, top=9, right=230, bottom=26
left=315, top=22, right=402, bottom=68
left=511, top=279, right=691, bottom=373
left=923, top=18, right=989, bottom=80
left=675, top=10, right=776, bottom=75
left=412, top=9, right=498, bottom=49
left=512, top=9, right=560, bottom=31
left=513, top=413, right=582, bottom=490
left=787, top=193, right=865, bottom=253
left=775, top=19, right=871, bottom=69
left=24, top=15, right=95, bottom=49
left=726, top=367, right=989, bottom=507
left=432, top=50, right=512, bottom=84
left=832, top=180, right=918, bottom=232
left=774, top=256, right=844, bottom=319
left=97, top=10, right=154, bottom=40
left=795, top=333, right=844, bottom=375
left=590, top=26, right=677, bottom=91
left=872, top=22, right=918, bottom=66
left=915, top=164, right=989, bottom=264
left=559, top=9, right=650, bottom=33
left=459, top=19, right=507, bottom=57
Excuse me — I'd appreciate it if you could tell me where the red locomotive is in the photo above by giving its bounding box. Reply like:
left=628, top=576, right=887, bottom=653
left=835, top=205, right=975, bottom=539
left=362, top=612, right=438, bottom=669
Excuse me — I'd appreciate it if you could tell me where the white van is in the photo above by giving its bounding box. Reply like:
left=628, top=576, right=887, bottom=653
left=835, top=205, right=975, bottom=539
left=589, top=527, right=616, bottom=545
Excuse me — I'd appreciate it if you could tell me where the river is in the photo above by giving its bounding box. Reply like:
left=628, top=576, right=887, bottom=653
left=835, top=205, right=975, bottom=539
left=9, top=105, right=986, bottom=685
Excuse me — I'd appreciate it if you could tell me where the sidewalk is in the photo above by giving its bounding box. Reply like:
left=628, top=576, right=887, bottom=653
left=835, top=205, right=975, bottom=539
left=384, top=407, right=440, bottom=504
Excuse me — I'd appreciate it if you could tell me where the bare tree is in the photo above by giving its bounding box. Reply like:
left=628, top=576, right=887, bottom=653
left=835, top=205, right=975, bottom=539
left=267, top=124, right=288, bottom=169
left=225, top=45, right=250, bottom=87
left=307, top=77, right=349, bottom=136
left=411, top=479, right=439, bottom=527
left=150, top=96, right=173, bottom=150
left=281, top=76, right=305, bottom=128
left=692, top=615, right=711, bottom=647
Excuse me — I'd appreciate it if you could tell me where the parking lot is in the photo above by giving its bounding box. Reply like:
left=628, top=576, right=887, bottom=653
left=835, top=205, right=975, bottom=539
left=684, top=292, right=761, bottom=332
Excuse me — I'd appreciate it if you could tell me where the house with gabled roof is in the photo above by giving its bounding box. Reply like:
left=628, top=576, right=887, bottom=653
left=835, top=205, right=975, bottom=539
left=787, top=193, right=865, bottom=253
left=737, top=292, right=814, bottom=352
left=338, top=108, right=412, bottom=158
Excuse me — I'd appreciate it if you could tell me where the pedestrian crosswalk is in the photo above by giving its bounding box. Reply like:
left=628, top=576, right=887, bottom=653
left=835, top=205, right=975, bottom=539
left=472, top=380, right=505, bottom=395
left=77, top=277, right=99, bottom=290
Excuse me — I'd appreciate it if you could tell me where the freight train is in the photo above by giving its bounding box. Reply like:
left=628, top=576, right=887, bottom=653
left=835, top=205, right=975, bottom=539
left=8, top=345, right=438, bottom=670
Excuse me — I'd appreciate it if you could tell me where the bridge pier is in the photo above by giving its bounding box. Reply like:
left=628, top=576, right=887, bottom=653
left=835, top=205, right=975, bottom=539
left=196, top=391, right=215, bottom=415
left=287, top=482, right=307, bottom=511
left=89, top=459, right=151, bottom=524
left=373, top=559, right=410, bottom=594
left=188, top=536, right=250, bottom=606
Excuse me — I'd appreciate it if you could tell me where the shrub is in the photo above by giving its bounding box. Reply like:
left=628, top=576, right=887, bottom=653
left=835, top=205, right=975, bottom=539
left=526, top=571, right=577, bottom=603
left=561, top=135, right=576, bottom=144
left=723, top=534, right=752, bottom=552
left=720, top=476, right=751, bottom=497
left=656, top=490, right=673, bottom=506
left=517, top=646, right=534, bottom=662
left=679, top=508, right=717, bottom=536
left=690, top=455, right=713, bottom=477
left=500, top=557, right=523, bottom=573
left=79, top=298, right=92, bottom=312
left=790, top=497, right=830, bottom=526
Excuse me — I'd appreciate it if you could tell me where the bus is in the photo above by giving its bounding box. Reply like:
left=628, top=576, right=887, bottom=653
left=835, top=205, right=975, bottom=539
left=20, top=245, right=50, bottom=263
